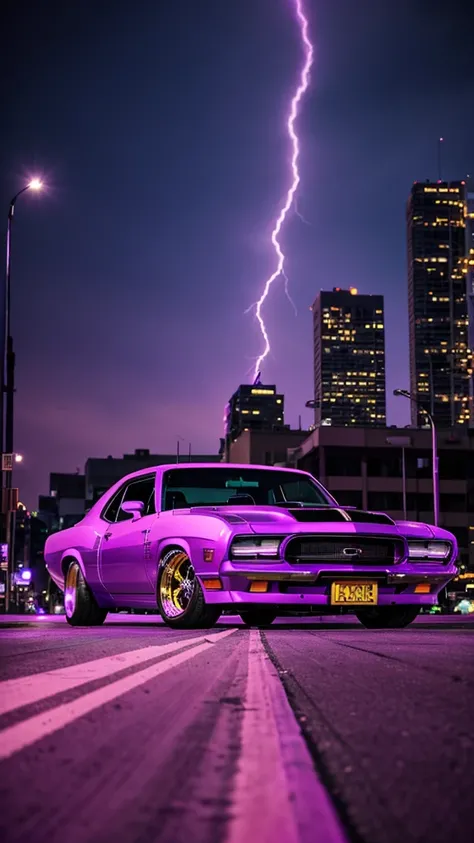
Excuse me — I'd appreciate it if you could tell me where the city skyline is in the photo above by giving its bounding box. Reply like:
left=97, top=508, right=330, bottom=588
left=3, top=0, right=473, bottom=507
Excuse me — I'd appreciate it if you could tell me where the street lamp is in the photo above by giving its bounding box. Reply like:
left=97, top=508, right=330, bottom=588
left=305, top=399, right=332, bottom=426
left=1, top=178, right=43, bottom=612
left=393, top=389, right=439, bottom=526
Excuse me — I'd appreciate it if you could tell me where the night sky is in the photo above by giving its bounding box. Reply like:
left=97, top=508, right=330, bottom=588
left=2, top=0, right=473, bottom=508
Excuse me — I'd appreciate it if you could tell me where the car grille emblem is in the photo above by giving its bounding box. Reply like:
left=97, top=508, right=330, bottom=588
left=342, top=547, right=363, bottom=557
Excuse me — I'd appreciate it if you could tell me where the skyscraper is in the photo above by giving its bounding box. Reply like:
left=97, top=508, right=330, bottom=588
left=311, top=287, right=386, bottom=427
left=465, top=190, right=474, bottom=425
left=224, top=383, right=284, bottom=449
left=407, top=180, right=470, bottom=426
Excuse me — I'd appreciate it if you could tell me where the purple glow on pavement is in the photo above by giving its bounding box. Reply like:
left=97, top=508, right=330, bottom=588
left=250, top=0, right=314, bottom=380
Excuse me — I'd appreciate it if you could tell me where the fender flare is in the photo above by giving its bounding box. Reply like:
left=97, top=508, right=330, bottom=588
left=60, top=550, right=87, bottom=587
left=156, top=539, right=193, bottom=570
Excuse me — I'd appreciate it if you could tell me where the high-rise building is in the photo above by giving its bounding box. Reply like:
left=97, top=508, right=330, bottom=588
left=311, top=287, right=386, bottom=427
left=224, top=383, right=284, bottom=452
left=407, top=180, right=470, bottom=426
left=465, top=191, right=474, bottom=425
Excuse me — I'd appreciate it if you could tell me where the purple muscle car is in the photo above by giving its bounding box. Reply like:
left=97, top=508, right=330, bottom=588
left=44, top=463, right=458, bottom=629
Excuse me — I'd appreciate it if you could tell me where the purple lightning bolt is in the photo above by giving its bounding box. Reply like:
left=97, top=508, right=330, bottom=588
left=250, top=0, right=314, bottom=381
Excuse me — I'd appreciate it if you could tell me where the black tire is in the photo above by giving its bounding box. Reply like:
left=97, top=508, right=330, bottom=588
left=239, top=608, right=278, bottom=627
left=157, top=548, right=221, bottom=630
left=355, top=606, right=420, bottom=629
left=64, top=561, right=108, bottom=626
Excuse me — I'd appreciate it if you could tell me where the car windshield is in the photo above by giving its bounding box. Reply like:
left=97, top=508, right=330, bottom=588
left=161, top=468, right=333, bottom=510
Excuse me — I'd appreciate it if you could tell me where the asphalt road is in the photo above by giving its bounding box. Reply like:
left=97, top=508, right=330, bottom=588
left=0, top=614, right=473, bottom=843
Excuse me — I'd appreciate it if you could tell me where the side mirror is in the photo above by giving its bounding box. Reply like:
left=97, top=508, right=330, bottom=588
left=120, top=500, right=145, bottom=521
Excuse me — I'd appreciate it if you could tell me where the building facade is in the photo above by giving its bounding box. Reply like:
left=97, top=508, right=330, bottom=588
left=49, top=472, right=86, bottom=527
left=219, top=425, right=474, bottom=572
left=224, top=384, right=284, bottom=457
left=311, top=287, right=386, bottom=427
left=85, top=448, right=221, bottom=503
left=465, top=190, right=474, bottom=424
left=227, top=428, right=308, bottom=466
left=407, top=180, right=470, bottom=427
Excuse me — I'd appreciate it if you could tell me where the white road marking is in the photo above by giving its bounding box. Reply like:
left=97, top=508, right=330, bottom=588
left=0, top=633, right=223, bottom=717
left=0, top=629, right=237, bottom=761
left=226, top=630, right=347, bottom=843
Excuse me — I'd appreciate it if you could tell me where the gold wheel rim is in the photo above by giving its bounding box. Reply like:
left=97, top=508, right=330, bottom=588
left=160, top=552, right=195, bottom=618
left=64, top=564, right=78, bottom=618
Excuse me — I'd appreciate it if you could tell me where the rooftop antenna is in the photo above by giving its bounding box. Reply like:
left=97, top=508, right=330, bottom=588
left=253, top=370, right=262, bottom=386
left=437, top=137, right=444, bottom=181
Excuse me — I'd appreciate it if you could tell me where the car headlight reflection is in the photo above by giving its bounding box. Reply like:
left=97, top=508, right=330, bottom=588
left=408, top=540, right=452, bottom=561
left=230, top=536, right=282, bottom=560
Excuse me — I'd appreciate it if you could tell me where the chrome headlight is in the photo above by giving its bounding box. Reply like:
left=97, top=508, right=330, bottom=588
left=407, top=540, right=452, bottom=561
left=230, top=536, right=282, bottom=560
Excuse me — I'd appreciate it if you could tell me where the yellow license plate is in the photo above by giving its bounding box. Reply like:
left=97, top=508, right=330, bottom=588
left=330, top=581, right=378, bottom=606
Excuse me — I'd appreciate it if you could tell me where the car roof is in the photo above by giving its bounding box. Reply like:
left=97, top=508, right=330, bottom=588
left=123, top=463, right=310, bottom=479
left=88, top=463, right=313, bottom=513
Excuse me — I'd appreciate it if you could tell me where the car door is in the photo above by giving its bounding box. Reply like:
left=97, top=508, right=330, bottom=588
left=99, top=474, right=157, bottom=595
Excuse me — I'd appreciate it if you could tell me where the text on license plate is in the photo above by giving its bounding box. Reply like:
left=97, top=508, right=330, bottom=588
left=330, top=581, right=378, bottom=605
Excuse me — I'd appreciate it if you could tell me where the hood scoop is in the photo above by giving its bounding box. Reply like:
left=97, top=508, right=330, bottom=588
left=189, top=507, right=248, bottom=524
left=287, top=508, right=395, bottom=526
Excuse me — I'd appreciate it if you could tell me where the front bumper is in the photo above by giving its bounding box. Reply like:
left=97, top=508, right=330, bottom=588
left=199, top=559, right=457, bottom=608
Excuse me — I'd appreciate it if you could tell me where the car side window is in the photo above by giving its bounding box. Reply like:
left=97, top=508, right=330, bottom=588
left=116, top=476, right=156, bottom=522
left=102, top=485, right=128, bottom=523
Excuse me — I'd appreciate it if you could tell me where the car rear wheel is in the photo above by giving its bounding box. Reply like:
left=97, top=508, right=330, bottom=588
left=355, top=606, right=420, bottom=629
left=239, top=608, right=278, bottom=626
left=157, top=549, right=221, bottom=629
left=64, top=561, right=108, bottom=626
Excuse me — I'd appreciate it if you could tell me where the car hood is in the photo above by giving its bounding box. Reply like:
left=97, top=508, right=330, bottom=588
left=189, top=506, right=444, bottom=539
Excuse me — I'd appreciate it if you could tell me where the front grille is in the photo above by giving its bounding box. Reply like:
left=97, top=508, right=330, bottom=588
left=285, top=535, right=402, bottom=565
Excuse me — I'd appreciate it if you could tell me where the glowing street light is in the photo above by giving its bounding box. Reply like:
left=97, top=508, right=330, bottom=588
left=14, top=453, right=23, bottom=463
left=27, top=178, right=43, bottom=191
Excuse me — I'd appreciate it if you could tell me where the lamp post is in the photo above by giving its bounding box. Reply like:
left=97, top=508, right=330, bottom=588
left=386, top=435, right=412, bottom=520
left=426, top=353, right=435, bottom=418
left=1, top=179, right=43, bottom=611
left=393, top=389, right=439, bottom=526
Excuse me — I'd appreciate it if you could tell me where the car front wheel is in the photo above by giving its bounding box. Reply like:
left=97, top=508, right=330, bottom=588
left=64, top=561, right=108, bottom=626
left=239, top=608, right=277, bottom=626
left=355, top=606, right=420, bottom=629
left=157, top=549, right=221, bottom=629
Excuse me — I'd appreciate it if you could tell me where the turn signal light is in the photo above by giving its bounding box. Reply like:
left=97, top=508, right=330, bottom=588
left=414, top=583, right=431, bottom=594
left=250, top=581, right=269, bottom=593
left=202, top=578, right=222, bottom=590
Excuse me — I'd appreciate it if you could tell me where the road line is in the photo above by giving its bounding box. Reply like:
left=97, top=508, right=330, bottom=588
left=0, top=628, right=237, bottom=761
left=0, top=630, right=235, bottom=718
left=226, top=630, right=348, bottom=843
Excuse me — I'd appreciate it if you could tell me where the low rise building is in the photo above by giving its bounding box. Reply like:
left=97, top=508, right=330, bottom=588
left=226, top=426, right=474, bottom=571
left=85, top=448, right=222, bottom=503
left=227, top=428, right=308, bottom=466
left=292, top=426, right=474, bottom=570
